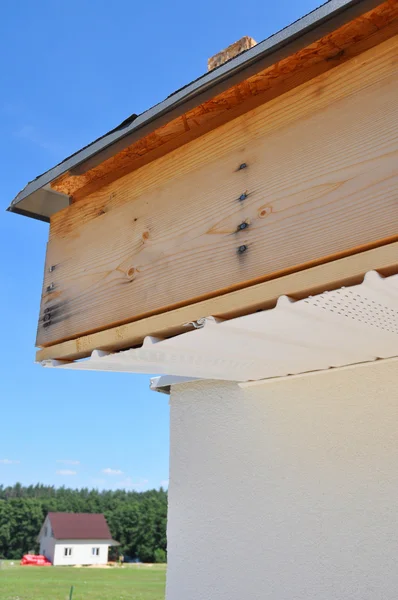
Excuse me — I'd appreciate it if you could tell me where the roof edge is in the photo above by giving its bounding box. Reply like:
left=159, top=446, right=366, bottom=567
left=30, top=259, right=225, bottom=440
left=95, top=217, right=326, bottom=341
left=8, top=0, right=386, bottom=221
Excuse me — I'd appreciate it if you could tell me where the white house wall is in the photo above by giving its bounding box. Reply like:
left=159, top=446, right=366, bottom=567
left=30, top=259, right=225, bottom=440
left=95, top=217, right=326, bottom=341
left=39, top=516, right=56, bottom=564
left=52, top=540, right=110, bottom=566
left=166, top=359, right=398, bottom=600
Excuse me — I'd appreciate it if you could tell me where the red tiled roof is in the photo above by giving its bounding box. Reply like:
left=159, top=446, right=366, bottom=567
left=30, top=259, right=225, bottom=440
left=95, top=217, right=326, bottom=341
left=48, top=512, right=113, bottom=540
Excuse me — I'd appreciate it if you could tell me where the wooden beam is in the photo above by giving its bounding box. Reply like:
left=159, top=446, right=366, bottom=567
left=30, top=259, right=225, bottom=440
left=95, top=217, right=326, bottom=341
left=38, top=34, right=398, bottom=347
left=36, top=241, right=398, bottom=362
left=49, top=1, right=398, bottom=201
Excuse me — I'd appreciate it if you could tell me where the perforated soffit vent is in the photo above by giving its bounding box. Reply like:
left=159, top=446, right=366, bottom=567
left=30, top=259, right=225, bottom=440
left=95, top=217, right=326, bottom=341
left=42, top=271, right=398, bottom=383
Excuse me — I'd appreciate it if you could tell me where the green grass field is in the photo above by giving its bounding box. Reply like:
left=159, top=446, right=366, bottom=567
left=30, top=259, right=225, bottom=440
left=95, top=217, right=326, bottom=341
left=0, top=561, right=166, bottom=600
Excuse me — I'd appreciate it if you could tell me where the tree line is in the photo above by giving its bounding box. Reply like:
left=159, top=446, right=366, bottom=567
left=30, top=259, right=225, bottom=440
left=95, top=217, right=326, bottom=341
left=0, top=483, right=167, bottom=562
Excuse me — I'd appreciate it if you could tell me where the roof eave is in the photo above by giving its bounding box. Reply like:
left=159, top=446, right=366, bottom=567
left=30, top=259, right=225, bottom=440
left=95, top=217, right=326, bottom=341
left=7, top=0, right=385, bottom=221
left=7, top=185, right=70, bottom=223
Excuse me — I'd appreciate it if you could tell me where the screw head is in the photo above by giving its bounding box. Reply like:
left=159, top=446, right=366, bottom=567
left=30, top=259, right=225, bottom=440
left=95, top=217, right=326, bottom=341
left=238, top=222, right=248, bottom=231
left=238, top=163, right=247, bottom=170
left=239, top=193, right=247, bottom=201
left=238, top=245, right=248, bottom=254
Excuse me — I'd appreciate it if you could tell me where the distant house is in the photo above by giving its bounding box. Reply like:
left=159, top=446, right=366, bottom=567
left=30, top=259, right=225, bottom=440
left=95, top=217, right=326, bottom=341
left=38, top=512, right=118, bottom=566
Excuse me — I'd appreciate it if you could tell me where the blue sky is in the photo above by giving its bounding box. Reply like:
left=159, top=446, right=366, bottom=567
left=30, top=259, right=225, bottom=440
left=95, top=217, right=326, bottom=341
left=0, top=0, right=320, bottom=491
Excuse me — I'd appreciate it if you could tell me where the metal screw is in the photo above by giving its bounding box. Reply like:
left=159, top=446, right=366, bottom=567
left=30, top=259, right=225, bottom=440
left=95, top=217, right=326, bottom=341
left=48, top=265, right=55, bottom=272
left=43, top=313, right=51, bottom=322
left=46, top=283, right=54, bottom=292
left=43, top=321, right=51, bottom=328
left=238, top=245, right=248, bottom=254
left=238, top=163, right=247, bottom=170
left=237, top=222, right=248, bottom=231
left=238, top=192, right=247, bottom=201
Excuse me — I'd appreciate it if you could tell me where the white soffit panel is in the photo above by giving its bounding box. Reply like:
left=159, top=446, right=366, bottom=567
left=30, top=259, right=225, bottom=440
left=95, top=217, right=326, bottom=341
left=41, top=271, right=398, bottom=382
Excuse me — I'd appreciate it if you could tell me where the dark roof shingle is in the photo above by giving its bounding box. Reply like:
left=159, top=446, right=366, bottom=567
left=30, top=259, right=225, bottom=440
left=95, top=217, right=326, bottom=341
left=48, top=512, right=113, bottom=540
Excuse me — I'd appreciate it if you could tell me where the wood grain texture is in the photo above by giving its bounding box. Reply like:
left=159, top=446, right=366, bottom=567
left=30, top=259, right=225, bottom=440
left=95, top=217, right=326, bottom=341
left=50, top=0, right=398, bottom=201
left=36, top=242, right=398, bottom=361
left=38, top=35, right=398, bottom=347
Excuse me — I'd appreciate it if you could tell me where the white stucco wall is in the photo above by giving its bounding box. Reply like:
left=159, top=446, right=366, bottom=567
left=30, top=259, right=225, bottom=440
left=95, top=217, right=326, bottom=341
left=52, top=540, right=110, bottom=566
left=166, top=359, right=398, bottom=600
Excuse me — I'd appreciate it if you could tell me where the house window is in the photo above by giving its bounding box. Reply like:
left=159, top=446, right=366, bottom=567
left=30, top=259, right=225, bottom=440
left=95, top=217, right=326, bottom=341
left=92, top=547, right=100, bottom=556
left=44, top=526, right=48, bottom=537
left=64, top=547, right=72, bottom=557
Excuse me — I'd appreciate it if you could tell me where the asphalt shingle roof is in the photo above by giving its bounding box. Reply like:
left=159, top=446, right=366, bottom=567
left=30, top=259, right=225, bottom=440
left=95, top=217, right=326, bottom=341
left=48, top=512, right=113, bottom=540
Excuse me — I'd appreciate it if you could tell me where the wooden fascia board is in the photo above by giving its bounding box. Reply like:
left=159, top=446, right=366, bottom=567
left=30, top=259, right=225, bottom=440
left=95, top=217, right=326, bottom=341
left=36, top=241, right=398, bottom=362
left=38, top=32, right=398, bottom=348
left=48, top=0, right=398, bottom=202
